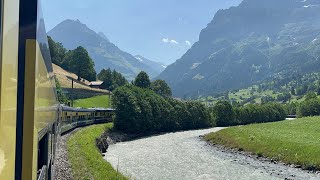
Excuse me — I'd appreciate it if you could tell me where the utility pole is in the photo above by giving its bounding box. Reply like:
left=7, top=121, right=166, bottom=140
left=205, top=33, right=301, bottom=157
left=71, top=78, right=74, bottom=107
left=108, top=90, right=111, bottom=108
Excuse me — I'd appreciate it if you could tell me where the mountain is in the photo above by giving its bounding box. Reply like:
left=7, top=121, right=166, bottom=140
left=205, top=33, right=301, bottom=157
left=134, top=55, right=166, bottom=78
left=48, top=19, right=164, bottom=80
left=97, top=32, right=110, bottom=42
left=158, top=0, right=320, bottom=98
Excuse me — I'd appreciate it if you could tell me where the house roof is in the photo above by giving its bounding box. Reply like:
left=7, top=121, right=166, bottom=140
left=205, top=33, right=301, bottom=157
left=89, top=81, right=103, bottom=86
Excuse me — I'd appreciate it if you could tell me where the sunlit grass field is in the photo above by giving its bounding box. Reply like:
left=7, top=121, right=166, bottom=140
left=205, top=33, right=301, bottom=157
left=67, top=123, right=127, bottom=180
left=73, top=95, right=111, bottom=108
left=205, top=117, right=320, bottom=170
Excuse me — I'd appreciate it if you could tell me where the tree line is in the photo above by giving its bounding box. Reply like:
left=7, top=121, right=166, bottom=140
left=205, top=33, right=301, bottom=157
left=211, top=101, right=287, bottom=127
left=112, top=71, right=210, bottom=134
left=112, top=71, right=288, bottom=135
left=113, top=85, right=213, bottom=134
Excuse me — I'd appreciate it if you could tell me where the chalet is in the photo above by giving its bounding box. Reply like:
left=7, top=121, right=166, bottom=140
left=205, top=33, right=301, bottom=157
left=89, top=81, right=103, bottom=89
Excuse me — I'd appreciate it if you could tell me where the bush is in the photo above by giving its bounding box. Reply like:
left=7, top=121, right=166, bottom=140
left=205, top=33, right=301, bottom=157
left=298, top=98, right=320, bottom=117
left=210, top=101, right=236, bottom=127
left=284, top=102, right=298, bottom=115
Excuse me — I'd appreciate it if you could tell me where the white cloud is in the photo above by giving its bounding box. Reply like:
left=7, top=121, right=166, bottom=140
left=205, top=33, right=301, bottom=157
left=162, top=38, right=170, bottom=43
left=170, top=40, right=179, bottom=44
left=185, top=41, right=192, bottom=46
left=162, top=38, right=179, bottom=45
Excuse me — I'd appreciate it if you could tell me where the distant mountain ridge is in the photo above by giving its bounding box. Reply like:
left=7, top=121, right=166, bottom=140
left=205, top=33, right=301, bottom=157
left=134, top=55, right=166, bottom=78
left=48, top=19, right=165, bottom=80
left=158, top=0, right=320, bottom=97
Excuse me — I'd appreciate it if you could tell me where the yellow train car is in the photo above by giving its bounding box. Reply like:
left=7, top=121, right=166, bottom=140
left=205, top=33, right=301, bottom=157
left=0, top=0, right=59, bottom=179
left=0, top=0, right=116, bottom=179
left=60, top=106, right=96, bottom=134
left=0, top=0, right=20, bottom=179
left=92, top=108, right=115, bottom=123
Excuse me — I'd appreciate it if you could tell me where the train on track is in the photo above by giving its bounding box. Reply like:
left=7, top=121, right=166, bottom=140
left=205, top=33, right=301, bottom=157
left=0, top=0, right=114, bottom=179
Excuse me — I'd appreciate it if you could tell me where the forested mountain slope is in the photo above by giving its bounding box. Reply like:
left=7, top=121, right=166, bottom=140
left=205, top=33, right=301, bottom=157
left=158, top=0, right=320, bottom=97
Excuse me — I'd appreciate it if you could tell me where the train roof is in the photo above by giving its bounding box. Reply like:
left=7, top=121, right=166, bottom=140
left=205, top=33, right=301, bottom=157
left=88, top=107, right=115, bottom=111
left=61, top=105, right=96, bottom=112
left=61, top=105, right=114, bottom=112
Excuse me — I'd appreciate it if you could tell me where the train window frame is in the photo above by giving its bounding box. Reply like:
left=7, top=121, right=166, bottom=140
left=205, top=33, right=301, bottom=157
left=0, top=0, right=3, bottom=109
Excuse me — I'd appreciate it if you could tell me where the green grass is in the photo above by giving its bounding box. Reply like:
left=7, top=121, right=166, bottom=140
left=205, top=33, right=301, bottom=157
left=74, top=95, right=111, bottom=108
left=205, top=117, right=320, bottom=170
left=67, top=123, right=127, bottom=180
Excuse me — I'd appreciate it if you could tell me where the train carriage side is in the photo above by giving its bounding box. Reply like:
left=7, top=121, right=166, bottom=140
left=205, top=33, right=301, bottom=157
left=16, top=0, right=60, bottom=179
left=92, top=108, right=115, bottom=124
left=75, top=108, right=96, bottom=127
left=60, top=106, right=96, bottom=134
left=0, top=0, right=115, bottom=179
left=60, top=106, right=77, bottom=134
left=0, top=0, right=20, bottom=179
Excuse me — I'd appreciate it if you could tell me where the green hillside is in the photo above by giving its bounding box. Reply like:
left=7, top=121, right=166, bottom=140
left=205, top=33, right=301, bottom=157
left=199, top=72, right=320, bottom=106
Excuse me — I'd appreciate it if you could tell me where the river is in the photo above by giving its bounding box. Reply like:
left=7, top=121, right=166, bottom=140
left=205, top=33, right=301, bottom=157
left=105, top=128, right=320, bottom=180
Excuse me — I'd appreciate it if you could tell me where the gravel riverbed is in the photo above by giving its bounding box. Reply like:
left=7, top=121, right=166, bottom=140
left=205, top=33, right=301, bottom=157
left=105, top=127, right=320, bottom=180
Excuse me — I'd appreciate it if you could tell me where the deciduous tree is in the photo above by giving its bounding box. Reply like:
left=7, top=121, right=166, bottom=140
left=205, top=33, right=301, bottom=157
left=63, top=46, right=96, bottom=81
left=151, top=80, right=172, bottom=97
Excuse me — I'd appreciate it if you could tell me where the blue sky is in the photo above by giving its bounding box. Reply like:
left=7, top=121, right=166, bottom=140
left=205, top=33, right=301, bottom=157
left=43, top=0, right=242, bottom=64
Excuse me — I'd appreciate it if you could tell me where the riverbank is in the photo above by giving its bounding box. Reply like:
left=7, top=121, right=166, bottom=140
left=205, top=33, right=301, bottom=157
left=67, top=123, right=127, bottom=180
left=205, top=116, right=320, bottom=172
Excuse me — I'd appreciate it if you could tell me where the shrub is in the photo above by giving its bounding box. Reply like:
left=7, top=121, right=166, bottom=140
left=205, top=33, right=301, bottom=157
left=298, top=98, right=320, bottom=117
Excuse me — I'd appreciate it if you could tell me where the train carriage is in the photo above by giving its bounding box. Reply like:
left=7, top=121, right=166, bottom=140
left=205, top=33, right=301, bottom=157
left=91, top=108, right=115, bottom=124
left=0, top=0, right=59, bottom=179
left=60, top=106, right=96, bottom=134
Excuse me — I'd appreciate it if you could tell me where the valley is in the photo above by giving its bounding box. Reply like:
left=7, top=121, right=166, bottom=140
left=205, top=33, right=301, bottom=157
left=45, top=0, right=320, bottom=180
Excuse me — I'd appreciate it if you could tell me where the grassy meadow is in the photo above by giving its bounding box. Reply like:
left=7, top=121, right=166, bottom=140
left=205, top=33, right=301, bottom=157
left=73, top=95, right=111, bottom=108
left=67, top=123, right=127, bottom=180
left=205, top=117, right=320, bottom=171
